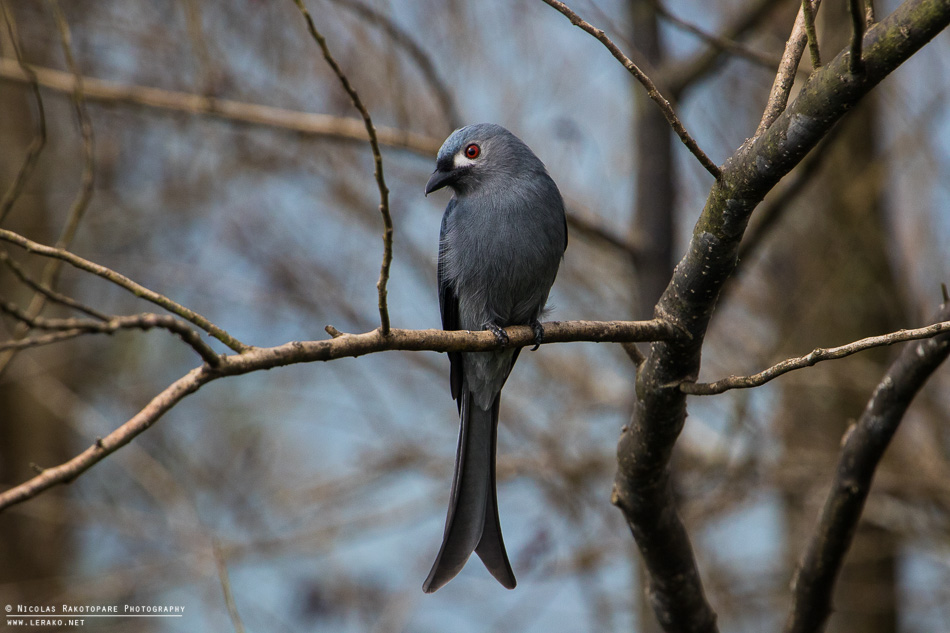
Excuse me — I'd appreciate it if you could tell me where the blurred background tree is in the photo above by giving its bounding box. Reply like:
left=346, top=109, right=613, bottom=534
left=0, top=0, right=948, bottom=631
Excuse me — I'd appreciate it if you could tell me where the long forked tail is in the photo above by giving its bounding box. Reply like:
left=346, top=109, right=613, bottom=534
left=423, top=391, right=516, bottom=593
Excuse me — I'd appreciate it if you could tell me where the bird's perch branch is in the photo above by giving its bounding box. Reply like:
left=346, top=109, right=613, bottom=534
left=0, top=317, right=679, bottom=513
left=783, top=300, right=950, bottom=633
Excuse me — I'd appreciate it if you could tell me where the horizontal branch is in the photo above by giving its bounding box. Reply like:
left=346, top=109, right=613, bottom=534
left=681, top=320, right=950, bottom=395
left=0, top=57, right=441, bottom=156
left=0, top=328, right=86, bottom=352
left=0, top=298, right=221, bottom=365
left=0, top=317, right=677, bottom=513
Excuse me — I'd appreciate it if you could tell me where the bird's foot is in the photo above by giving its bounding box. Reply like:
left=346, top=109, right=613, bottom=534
left=485, top=322, right=510, bottom=347
left=529, top=320, right=545, bottom=351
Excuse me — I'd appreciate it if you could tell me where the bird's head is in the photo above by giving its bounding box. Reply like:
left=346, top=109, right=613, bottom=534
left=425, top=123, right=544, bottom=196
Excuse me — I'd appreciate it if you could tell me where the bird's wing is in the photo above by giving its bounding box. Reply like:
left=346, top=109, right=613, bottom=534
left=438, top=199, right=463, bottom=406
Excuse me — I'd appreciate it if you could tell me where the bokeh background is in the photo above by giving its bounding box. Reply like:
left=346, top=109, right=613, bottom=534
left=1, top=0, right=948, bottom=631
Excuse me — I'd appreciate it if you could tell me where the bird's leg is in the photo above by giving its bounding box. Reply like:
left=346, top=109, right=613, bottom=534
left=529, top=319, right=544, bottom=351
left=484, top=322, right=510, bottom=347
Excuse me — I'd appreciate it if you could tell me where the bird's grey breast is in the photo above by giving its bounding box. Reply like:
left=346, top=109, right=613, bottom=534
left=440, top=175, right=565, bottom=329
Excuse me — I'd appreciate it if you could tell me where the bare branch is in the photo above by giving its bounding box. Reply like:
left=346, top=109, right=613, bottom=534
left=849, top=0, right=867, bottom=73
left=0, top=328, right=86, bottom=352
left=784, top=301, right=950, bottom=633
left=0, top=58, right=442, bottom=156
left=291, top=0, right=394, bottom=334
left=0, top=298, right=221, bottom=365
left=681, top=320, right=950, bottom=395
left=755, top=0, right=822, bottom=136
left=802, top=0, right=822, bottom=69
left=0, top=316, right=677, bottom=512
left=0, top=249, right=109, bottom=320
left=0, top=228, right=248, bottom=352
left=0, top=364, right=211, bottom=511
left=0, top=5, right=47, bottom=225
left=539, top=0, right=722, bottom=180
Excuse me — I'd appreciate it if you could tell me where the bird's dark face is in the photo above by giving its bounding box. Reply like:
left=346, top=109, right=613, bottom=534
left=425, top=123, right=531, bottom=196
left=425, top=129, right=488, bottom=195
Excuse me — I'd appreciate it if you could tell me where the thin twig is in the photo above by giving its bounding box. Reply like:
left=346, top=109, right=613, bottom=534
left=0, top=249, right=109, bottom=320
left=0, top=58, right=442, bottom=156
left=327, top=0, right=461, bottom=128
left=681, top=320, right=950, bottom=395
left=291, top=0, right=394, bottom=334
left=0, top=228, right=247, bottom=352
left=0, top=329, right=86, bottom=352
left=540, top=0, right=721, bottom=180
left=648, top=0, right=781, bottom=71
left=212, top=539, right=247, bottom=633
left=0, top=4, right=47, bottom=225
left=0, top=0, right=97, bottom=377
left=665, top=0, right=778, bottom=96
left=755, top=0, right=822, bottom=136
left=802, top=0, right=821, bottom=69
left=783, top=301, right=950, bottom=633
left=0, top=299, right=221, bottom=365
left=849, top=0, right=866, bottom=74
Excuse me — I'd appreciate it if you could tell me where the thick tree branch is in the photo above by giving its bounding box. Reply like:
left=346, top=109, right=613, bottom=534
left=681, top=320, right=950, bottom=395
left=784, top=300, right=950, bottom=633
left=292, top=0, right=394, bottom=335
left=540, top=0, right=722, bottom=180
left=612, top=2, right=950, bottom=631
left=0, top=316, right=678, bottom=513
left=0, top=58, right=442, bottom=156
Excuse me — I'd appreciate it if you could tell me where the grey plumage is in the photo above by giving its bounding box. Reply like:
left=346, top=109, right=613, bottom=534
left=423, top=123, right=567, bottom=593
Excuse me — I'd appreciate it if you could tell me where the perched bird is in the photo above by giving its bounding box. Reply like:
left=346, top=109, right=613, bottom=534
left=423, top=123, right=567, bottom=592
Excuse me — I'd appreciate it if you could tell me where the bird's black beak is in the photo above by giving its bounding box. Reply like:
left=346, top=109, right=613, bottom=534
left=425, top=168, right=455, bottom=196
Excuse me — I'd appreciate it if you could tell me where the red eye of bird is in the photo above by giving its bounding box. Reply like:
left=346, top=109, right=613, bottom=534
left=464, top=144, right=480, bottom=159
